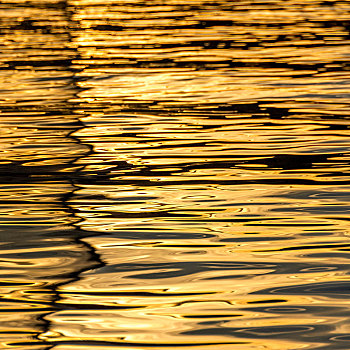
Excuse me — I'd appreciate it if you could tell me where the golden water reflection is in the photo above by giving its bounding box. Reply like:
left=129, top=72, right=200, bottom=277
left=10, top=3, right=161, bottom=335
left=1, top=0, right=350, bottom=349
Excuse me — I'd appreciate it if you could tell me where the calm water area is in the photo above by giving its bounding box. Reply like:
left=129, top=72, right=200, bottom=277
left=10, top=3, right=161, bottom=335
left=0, top=0, right=350, bottom=349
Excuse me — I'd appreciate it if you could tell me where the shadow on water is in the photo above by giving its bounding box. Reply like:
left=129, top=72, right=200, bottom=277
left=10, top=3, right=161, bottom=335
left=0, top=0, right=105, bottom=348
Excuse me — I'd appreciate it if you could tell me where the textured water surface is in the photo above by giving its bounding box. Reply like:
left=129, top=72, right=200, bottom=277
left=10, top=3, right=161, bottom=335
left=0, top=0, right=350, bottom=349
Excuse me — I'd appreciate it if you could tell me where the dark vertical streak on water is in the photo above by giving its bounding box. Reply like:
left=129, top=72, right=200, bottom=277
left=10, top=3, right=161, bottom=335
left=29, top=3, right=107, bottom=347
left=0, top=0, right=105, bottom=348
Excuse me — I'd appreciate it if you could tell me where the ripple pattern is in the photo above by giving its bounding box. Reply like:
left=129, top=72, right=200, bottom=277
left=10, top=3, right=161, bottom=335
left=0, top=0, right=350, bottom=349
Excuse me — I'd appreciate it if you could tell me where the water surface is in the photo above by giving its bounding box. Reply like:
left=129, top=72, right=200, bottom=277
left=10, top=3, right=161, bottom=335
left=0, top=0, right=350, bottom=349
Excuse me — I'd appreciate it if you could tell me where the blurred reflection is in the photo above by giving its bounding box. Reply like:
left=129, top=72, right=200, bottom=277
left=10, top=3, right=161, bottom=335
left=0, top=0, right=102, bottom=348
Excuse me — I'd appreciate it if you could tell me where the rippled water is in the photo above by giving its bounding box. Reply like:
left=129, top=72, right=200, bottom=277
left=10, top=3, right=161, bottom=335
left=1, top=0, right=350, bottom=349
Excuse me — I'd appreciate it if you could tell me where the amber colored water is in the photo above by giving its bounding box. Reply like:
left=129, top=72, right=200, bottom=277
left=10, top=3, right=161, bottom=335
left=0, top=0, right=350, bottom=349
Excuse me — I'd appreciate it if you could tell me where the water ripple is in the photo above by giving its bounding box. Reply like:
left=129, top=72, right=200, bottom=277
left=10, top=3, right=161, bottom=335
left=0, top=0, right=350, bottom=349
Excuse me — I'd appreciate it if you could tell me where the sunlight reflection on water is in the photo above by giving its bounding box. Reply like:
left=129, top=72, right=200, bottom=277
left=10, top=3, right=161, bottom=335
left=0, top=0, right=350, bottom=349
